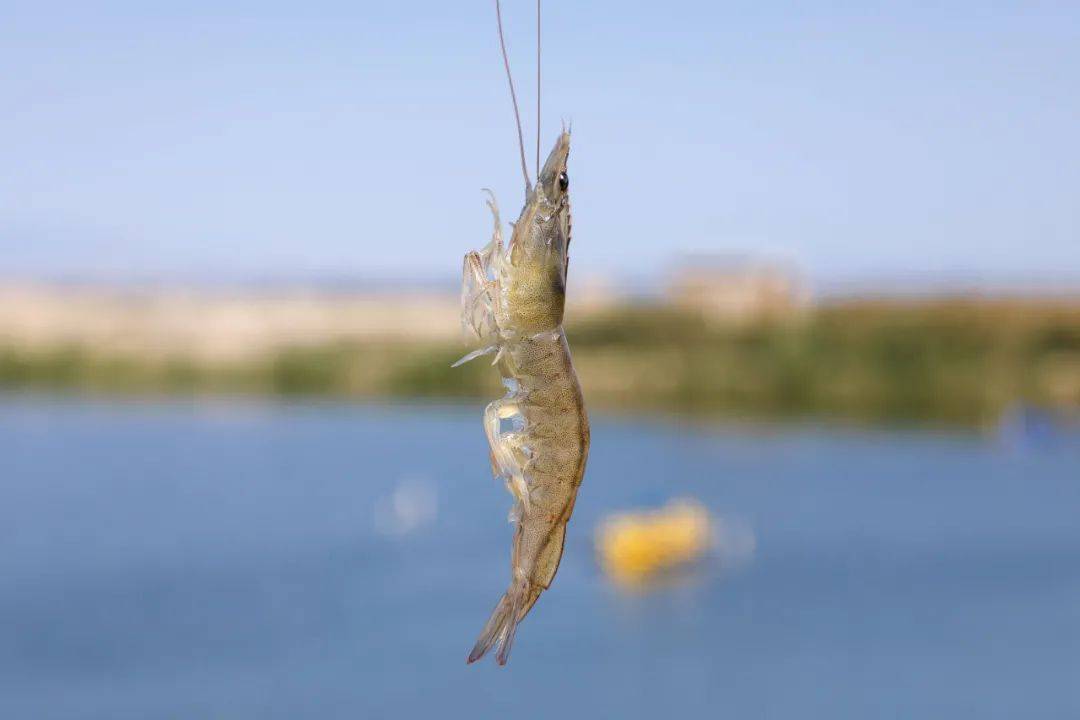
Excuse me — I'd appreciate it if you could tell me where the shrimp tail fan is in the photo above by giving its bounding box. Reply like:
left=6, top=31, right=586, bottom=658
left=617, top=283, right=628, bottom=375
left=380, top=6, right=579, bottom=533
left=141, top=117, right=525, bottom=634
left=466, top=586, right=523, bottom=666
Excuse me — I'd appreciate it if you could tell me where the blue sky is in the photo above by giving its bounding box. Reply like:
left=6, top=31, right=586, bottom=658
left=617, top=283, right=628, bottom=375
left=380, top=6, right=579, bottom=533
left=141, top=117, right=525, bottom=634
left=3, top=1, right=1078, bottom=287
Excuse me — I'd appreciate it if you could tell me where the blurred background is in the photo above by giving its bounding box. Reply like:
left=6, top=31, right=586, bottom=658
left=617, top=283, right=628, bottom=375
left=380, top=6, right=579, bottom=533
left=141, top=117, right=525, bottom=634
left=2, top=1, right=1078, bottom=718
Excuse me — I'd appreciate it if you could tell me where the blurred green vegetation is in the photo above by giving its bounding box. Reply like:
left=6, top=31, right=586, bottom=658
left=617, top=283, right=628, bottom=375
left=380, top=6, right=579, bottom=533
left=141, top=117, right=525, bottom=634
left=567, top=300, right=1079, bottom=425
left=1, top=299, right=1077, bottom=426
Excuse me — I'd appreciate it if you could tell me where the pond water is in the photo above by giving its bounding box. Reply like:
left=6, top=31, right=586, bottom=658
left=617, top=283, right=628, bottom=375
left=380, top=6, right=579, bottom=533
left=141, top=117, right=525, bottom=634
left=1, top=398, right=1077, bottom=718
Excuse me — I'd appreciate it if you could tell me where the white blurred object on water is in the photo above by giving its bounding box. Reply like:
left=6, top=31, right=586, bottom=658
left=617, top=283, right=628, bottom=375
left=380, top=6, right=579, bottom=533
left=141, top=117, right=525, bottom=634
left=373, top=477, right=438, bottom=537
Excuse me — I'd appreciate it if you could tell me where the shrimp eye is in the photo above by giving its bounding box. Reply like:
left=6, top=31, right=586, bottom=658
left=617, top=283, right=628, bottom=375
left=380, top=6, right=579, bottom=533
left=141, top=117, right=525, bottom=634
left=558, top=171, right=569, bottom=192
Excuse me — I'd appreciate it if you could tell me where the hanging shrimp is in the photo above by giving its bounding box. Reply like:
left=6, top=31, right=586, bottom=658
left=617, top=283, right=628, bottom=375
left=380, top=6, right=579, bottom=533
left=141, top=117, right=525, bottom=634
left=455, top=0, right=589, bottom=666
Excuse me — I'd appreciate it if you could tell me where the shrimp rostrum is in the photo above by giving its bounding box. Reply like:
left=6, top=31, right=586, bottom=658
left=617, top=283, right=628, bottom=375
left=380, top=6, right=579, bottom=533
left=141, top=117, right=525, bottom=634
left=457, top=131, right=589, bottom=665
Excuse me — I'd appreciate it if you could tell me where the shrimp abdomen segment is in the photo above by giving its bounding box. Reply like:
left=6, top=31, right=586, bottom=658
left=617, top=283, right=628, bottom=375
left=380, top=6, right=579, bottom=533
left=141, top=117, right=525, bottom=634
left=466, top=520, right=566, bottom=666
left=530, top=520, right=567, bottom=591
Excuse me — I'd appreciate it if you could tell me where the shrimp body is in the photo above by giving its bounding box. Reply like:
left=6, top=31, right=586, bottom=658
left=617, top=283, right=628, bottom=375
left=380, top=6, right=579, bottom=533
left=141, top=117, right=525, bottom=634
left=457, top=131, right=589, bottom=665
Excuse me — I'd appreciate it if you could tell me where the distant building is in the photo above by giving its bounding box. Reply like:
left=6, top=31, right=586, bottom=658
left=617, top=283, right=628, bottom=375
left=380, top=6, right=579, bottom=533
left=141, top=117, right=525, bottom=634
left=666, top=258, right=808, bottom=322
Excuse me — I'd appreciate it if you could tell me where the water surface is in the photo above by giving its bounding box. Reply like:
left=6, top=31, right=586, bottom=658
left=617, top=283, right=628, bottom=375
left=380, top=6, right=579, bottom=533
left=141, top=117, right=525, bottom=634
left=1, top=398, right=1077, bottom=718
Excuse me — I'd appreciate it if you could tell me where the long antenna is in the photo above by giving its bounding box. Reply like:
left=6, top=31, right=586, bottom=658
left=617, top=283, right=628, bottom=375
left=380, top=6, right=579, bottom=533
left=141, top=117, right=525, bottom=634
left=494, top=0, right=532, bottom=193
left=536, top=0, right=541, bottom=178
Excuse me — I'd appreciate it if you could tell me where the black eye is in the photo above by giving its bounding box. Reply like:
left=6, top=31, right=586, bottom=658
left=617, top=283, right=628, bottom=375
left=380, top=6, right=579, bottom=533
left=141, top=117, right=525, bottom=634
left=558, top=171, right=569, bottom=191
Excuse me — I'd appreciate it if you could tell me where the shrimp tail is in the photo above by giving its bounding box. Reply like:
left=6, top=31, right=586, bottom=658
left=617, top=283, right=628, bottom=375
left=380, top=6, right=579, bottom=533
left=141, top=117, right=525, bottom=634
left=466, top=583, right=525, bottom=666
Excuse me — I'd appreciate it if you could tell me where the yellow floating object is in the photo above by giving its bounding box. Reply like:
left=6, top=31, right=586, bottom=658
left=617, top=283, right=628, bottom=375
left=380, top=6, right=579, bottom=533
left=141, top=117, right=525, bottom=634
left=595, top=499, right=712, bottom=585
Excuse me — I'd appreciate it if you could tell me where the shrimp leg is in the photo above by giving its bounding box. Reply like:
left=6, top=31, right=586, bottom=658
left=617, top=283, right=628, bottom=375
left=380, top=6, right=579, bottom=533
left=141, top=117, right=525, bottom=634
left=460, top=192, right=504, bottom=343
left=484, top=399, right=532, bottom=514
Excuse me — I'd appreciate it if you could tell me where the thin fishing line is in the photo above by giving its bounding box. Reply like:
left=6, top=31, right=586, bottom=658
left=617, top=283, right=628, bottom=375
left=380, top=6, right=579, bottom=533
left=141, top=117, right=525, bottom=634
left=536, top=0, right=541, bottom=178
left=494, top=0, right=532, bottom=193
